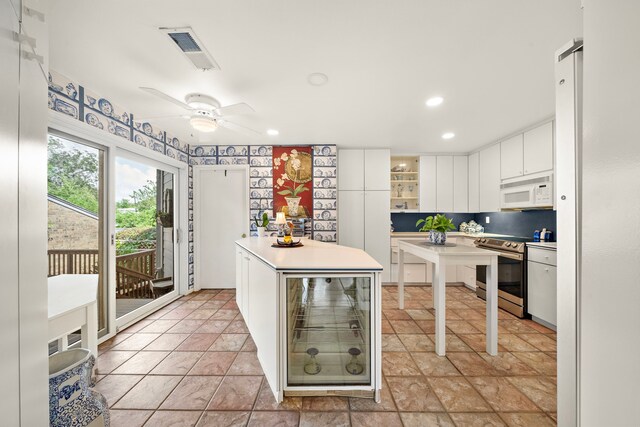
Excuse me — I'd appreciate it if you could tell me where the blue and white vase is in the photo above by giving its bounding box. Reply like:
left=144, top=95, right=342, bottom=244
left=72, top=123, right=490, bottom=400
left=428, top=230, right=447, bottom=245
left=49, top=349, right=110, bottom=427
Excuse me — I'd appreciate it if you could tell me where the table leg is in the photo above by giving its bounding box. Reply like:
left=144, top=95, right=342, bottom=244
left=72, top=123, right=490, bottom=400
left=398, top=249, right=405, bottom=309
left=434, top=261, right=446, bottom=356
left=82, top=302, right=99, bottom=359
left=59, top=335, right=68, bottom=351
left=486, top=257, right=498, bottom=355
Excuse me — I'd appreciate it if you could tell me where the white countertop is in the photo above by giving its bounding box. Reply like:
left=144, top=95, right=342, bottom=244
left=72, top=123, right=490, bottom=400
left=397, top=239, right=501, bottom=257
left=527, top=242, right=557, bottom=249
left=48, top=274, right=98, bottom=320
left=391, top=231, right=520, bottom=239
left=236, top=238, right=383, bottom=271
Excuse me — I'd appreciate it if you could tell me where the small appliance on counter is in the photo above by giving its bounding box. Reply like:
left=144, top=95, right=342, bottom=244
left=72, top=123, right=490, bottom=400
left=533, top=228, right=554, bottom=242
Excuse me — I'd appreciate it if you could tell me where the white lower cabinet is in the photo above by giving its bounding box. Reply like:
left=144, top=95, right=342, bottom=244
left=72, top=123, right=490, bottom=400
left=236, top=250, right=278, bottom=390
left=527, top=247, right=557, bottom=328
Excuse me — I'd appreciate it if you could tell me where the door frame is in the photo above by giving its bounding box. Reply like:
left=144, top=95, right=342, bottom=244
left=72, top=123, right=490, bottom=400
left=193, top=164, right=249, bottom=291
left=49, top=112, right=189, bottom=341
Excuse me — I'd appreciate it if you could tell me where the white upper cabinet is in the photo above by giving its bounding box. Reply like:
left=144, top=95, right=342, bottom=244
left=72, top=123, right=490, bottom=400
left=419, top=155, right=437, bottom=211
left=479, top=144, right=501, bottom=212
left=468, top=152, right=480, bottom=212
left=523, top=121, right=554, bottom=175
left=364, top=149, right=391, bottom=190
left=436, top=156, right=454, bottom=212
left=453, top=156, right=469, bottom=213
left=500, top=134, right=524, bottom=180
left=338, top=149, right=364, bottom=190
left=500, top=121, right=554, bottom=181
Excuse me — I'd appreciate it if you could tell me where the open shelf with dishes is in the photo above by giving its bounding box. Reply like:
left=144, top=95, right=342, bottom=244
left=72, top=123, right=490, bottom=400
left=286, top=276, right=372, bottom=386
left=390, top=156, right=420, bottom=211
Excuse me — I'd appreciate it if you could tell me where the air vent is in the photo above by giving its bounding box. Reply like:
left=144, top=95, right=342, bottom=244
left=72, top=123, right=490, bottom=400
left=168, top=32, right=201, bottom=52
left=159, top=26, right=220, bottom=71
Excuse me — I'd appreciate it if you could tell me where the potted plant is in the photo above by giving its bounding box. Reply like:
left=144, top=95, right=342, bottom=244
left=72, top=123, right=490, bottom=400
left=253, top=211, right=270, bottom=237
left=156, top=211, right=173, bottom=228
left=416, top=214, right=456, bottom=245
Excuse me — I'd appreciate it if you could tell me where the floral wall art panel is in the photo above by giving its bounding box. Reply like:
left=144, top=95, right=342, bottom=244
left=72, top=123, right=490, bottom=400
left=272, top=146, right=313, bottom=218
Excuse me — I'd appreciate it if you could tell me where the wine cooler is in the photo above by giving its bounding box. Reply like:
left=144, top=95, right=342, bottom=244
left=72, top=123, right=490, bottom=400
left=286, top=275, right=372, bottom=387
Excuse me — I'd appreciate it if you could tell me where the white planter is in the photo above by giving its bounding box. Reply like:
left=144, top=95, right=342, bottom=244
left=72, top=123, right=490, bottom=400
left=428, top=230, right=447, bottom=245
left=257, top=226, right=267, bottom=237
left=49, top=349, right=109, bottom=426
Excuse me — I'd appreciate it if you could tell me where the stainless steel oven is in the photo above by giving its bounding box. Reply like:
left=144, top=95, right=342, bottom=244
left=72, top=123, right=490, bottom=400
left=474, top=237, right=528, bottom=318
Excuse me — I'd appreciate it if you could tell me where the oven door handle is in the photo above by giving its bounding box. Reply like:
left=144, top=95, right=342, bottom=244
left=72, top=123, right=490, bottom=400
left=496, top=251, right=524, bottom=261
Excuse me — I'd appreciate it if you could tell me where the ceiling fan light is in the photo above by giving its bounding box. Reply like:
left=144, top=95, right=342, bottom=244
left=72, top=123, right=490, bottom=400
left=190, top=116, right=218, bottom=132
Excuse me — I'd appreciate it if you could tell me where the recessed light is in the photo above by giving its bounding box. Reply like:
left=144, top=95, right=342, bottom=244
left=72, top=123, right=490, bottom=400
left=308, top=73, right=329, bottom=86
left=426, top=96, right=444, bottom=107
left=267, top=129, right=279, bottom=136
left=442, top=132, right=455, bottom=140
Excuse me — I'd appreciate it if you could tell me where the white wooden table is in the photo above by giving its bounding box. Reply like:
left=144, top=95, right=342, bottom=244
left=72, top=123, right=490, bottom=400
left=48, top=274, right=98, bottom=358
left=397, top=240, right=500, bottom=356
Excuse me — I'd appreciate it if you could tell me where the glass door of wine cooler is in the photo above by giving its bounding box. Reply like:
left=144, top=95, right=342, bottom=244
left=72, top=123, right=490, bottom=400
left=286, top=275, right=372, bottom=386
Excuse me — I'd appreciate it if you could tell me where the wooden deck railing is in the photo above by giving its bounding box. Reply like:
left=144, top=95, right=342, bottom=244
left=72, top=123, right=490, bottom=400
left=48, top=249, right=156, bottom=299
left=48, top=249, right=100, bottom=277
left=115, top=250, right=155, bottom=299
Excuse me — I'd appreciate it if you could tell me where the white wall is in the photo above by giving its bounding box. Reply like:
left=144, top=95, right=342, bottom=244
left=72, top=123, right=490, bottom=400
left=580, top=1, right=640, bottom=424
left=1, top=0, right=50, bottom=424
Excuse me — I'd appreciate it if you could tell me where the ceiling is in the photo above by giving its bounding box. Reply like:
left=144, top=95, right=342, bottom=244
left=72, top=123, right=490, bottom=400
left=49, top=0, right=583, bottom=152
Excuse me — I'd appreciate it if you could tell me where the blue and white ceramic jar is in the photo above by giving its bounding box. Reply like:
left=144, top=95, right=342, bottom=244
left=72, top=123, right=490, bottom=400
left=49, top=349, right=109, bottom=427
left=428, top=230, right=447, bottom=245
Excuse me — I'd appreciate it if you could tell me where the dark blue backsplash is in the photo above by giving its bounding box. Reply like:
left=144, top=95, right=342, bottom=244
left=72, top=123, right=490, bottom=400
left=474, top=210, right=557, bottom=239
left=391, top=212, right=474, bottom=233
left=391, top=210, right=557, bottom=240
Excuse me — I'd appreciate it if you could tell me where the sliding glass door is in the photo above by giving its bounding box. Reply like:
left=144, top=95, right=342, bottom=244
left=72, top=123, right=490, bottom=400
left=47, top=132, right=183, bottom=344
left=114, top=151, right=179, bottom=327
left=47, top=133, right=108, bottom=347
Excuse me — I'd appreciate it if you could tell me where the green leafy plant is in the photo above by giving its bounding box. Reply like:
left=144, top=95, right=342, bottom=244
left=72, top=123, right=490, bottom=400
left=156, top=211, right=173, bottom=228
left=276, top=182, right=309, bottom=198
left=416, top=214, right=456, bottom=233
left=253, top=211, right=270, bottom=227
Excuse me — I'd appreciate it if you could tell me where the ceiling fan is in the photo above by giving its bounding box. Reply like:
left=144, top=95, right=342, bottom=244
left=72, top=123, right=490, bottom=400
left=139, top=87, right=259, bottom=134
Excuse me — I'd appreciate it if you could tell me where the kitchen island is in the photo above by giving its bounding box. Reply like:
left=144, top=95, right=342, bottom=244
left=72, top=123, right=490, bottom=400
left=235, top=238, right=383, bottom=403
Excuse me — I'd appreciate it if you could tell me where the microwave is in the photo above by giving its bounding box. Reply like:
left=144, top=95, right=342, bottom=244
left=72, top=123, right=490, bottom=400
left=500, top=172, right=553, bottom=210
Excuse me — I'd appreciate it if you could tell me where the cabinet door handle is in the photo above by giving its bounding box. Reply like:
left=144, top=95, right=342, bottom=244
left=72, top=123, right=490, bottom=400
left=545, top=268, right=549, bottom=272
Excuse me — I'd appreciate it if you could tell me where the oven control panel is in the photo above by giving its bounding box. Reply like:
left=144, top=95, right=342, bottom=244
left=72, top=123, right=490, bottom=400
left=474, top=238, right=525, bottom=253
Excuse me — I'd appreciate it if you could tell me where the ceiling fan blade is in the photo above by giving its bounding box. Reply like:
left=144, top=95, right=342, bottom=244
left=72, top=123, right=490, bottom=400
left=139, top=87, right=193, bottom=111
left=135, top=114, right=190, bottom=121
left=215, top=102, right=255, bottom=116
left=217, top=119, right=262, bottom=136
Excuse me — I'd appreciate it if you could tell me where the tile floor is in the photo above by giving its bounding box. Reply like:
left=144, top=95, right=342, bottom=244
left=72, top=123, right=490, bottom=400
left=96, top=285, right=557, bottom=426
